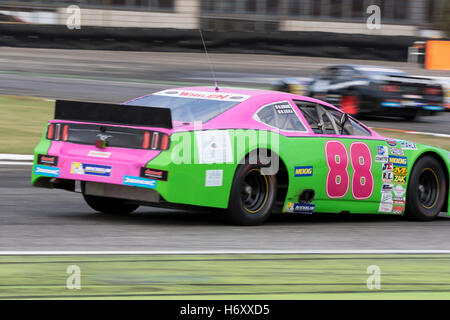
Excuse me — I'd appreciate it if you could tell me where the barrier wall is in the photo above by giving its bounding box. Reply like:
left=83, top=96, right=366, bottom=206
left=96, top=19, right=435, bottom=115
left=0, top=23, right=435, bottom=62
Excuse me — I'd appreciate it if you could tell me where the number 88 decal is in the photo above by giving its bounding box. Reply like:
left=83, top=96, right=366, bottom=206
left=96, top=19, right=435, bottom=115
left=325, top=141, right=374, bottom=200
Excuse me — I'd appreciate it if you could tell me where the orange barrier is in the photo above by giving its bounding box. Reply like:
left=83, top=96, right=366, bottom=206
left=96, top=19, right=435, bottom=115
left=425, top=40, right=450, bottom=71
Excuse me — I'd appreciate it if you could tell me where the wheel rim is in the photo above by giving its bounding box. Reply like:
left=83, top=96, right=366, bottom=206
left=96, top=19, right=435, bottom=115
left=417, top=168, right=439, bottom=209
left=240, top=168, right=269, bottom=213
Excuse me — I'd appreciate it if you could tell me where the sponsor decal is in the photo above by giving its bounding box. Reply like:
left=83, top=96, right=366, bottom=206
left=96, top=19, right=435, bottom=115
left=123, top=175, right=157, bottom=189
left=375, top=155, right=389, bottom=163
left=390, top=147, right=404, bottom=156
left=205, top=170, right=223, bottom=187
left=393, top=185, right=406, bottom=197
left=378, top=202, right=393, bottom=213
left=393, top=205, right=405, bottom=215
left=381, top=191, right=393, bottom=204
left=386, top=139, right=397, bottom=147
left=140, top=168, right=168, bottom=181
left=154, top=90, right=251, bottom=102
left=71, top=162, right=112, bottom=177
left=393, top=196, right=405, bottom=202
left=196, top=130, right=233, bottom=164
left=400, top=141, right=417, bottom=150
left=394, top=167, right=408, bottom=176
left=382, top=163, right=393, bottom=171
left=388, top=155, right=407, bottom=167
left=393, top=199, right=406, bottom=205
left=382, top=171, right=393, bottom=183
left=295, top=166, right=313, bottom=177
left=87, top=151, right=111, bottom=158
left=381, top=183, right=394, bottom=192
left=37, top=154, right=58, bottom=166
left=274, top=102, right=294, bottom=114
left=394, top=175, right=407, bottom=185
left=34, top=165, right=60, bottom=177
left=285, top=202, right=315, bottom=214
left=377, top=146, right=388, bottom=156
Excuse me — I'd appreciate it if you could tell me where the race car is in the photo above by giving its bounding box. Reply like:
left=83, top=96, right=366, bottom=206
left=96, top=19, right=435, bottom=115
left=274, top=65, right=445, bottom=120
left=32, top=87, right=449, bottom=225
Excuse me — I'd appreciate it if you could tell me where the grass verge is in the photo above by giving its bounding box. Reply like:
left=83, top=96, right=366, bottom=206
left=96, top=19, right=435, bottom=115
left=1, top=254, right=450, bottom=299
left=0, top=95, right=53, bottom=154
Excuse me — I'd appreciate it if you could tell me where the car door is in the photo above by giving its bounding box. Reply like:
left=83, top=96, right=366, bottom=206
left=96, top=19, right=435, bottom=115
left=291, top=100, right=393, bottom=214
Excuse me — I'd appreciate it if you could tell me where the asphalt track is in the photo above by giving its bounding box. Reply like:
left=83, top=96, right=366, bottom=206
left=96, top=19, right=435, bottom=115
left=1, top=165, right=450, bottom=251
left=0, top=47, right=449, bottom=134
left=0, top=48, right=450, bottom=252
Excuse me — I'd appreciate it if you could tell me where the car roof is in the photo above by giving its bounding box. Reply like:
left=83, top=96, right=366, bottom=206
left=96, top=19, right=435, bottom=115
left=326, top=64, right=405, bottom=74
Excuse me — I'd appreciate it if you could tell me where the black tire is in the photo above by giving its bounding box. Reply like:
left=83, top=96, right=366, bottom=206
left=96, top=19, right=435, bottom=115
left=82, top=193, right=139, bottom=215
left=404, top=111, right=418, bottom=121
left=405, top=156, right=448, bottom=220
left=227, top=161, right=277, bottom=226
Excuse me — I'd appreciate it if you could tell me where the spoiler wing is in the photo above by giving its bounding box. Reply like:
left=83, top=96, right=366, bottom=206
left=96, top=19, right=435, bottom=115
left=54, top=100, right=172, bottom=129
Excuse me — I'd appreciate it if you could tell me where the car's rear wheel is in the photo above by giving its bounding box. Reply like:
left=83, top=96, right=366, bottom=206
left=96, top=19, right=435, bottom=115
left=81, top=182, right=139, bottom=215
left=404, top=111, right=418, bottom=121
left=405, top=156, right=447, bottom=220
left=83, top=193, right=139, bottom=215
left=227, top=162, right=276, bottom=226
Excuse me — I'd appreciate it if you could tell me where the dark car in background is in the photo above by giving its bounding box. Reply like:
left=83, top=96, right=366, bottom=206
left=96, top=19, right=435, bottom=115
left=274, top=65, right=445, bottom=120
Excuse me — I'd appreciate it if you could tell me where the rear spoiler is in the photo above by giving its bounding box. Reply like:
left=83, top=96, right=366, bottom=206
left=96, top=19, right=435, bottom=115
left=54, top=100, right=172, bottom=129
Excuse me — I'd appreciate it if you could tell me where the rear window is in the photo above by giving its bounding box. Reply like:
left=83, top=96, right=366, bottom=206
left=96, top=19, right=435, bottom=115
left=125, top=90, right=249, bottom=123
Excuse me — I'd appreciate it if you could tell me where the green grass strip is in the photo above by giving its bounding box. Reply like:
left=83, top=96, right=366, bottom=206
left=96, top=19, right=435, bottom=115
left=0, top=254, right=450, bottom=299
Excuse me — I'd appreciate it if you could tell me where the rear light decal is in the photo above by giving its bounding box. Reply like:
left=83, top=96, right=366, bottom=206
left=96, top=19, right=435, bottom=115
left=151, top=132, right=159, bottom=150
left=46, top=122, right=169, bottom=151
left=47, top=124, right=54, bottom=140
left=70, top=162, right=112, bottom=177
left=142, top=132, right=150, bottom=149
left=160, top=134, right=169, bottom=150
left=123, top=176, right=157, bottom=189
left=55, top=123, right=62, bottom=141
left=62, top=125, right=69, bottom=141
left=140, top=168, right=168, bottom=181
left=34, top=165, right=60, bottom=177
left=37, top=154, right=58, bottom=166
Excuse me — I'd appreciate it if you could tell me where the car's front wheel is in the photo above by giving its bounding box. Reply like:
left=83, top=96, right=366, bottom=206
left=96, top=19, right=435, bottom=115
left=227, top=162, right=277, bottom=226
left=405, top=156, right=447, bottom=220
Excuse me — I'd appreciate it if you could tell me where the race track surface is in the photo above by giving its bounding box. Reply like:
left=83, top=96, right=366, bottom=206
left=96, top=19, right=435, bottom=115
left=1, top=165, right=450, bottom=251
left=0, top=47, right=449, bottom=134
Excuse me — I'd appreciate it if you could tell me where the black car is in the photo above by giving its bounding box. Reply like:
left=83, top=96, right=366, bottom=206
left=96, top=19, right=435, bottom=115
left=274, top=65, right=445, bottom=120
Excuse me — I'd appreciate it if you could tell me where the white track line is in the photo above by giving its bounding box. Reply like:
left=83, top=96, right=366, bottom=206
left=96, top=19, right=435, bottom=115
left=0, top=154, right=33, bottom=160
left=0, top=161, right=33, bottom=166
left=1, top=250, right=450, bottom=255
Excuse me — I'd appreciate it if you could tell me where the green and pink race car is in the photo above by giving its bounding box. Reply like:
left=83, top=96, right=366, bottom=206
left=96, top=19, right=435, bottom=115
left=32, top=87, right=449, bottom=225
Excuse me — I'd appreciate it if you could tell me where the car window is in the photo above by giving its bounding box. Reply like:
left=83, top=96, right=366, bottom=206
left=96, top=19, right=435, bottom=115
left=317, top=67, right=335, bottom=81
left=334, top=67, right=355, bottom=81
left=295, top=101, right=371, bottom=136
left=254, top=101, right=307, bottom=132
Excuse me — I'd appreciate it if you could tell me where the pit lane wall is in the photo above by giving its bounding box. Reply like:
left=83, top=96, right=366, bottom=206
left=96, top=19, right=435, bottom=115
left=0, top=23, right=433, bottom=62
